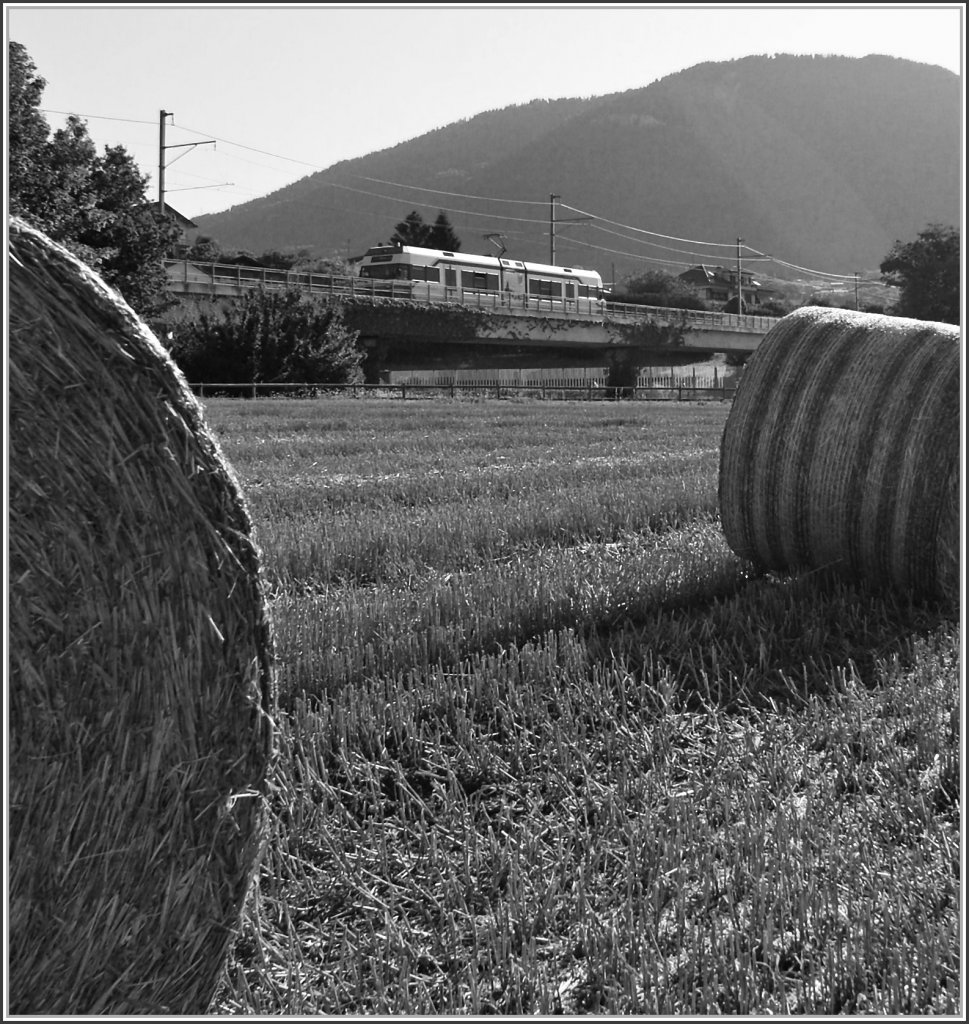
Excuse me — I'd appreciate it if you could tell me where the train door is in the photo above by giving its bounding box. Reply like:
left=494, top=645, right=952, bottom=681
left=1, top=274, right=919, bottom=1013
left=500, top=260, right=526, bottom=305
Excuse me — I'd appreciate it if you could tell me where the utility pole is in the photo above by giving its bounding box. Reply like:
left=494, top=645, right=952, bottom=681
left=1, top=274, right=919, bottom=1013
left=548, top=194, right=593, bottom=266
left=549, top=193, right=560, bottom=265
left=736, top=237, right=744, bottom=312
left=158, top=110, right=215, bottom=214
left=854, top=272, right=859, bottom=310
left=158, top=110, right=169, bottom=214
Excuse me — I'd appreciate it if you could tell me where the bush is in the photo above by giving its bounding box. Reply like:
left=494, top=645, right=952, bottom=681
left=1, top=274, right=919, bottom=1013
left=746, top=299, right=793, bottom=318
left=613, top=271, right=709, bottom=311
left=169, top=289, right=363, bottom=385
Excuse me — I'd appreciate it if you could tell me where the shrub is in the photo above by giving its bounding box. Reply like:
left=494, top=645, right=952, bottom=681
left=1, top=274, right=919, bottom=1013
left=170, top=289, right=364, bottom=385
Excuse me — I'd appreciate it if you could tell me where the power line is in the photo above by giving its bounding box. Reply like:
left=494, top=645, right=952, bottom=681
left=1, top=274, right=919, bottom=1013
left=584, top=221, right=748, bottom=264
left=356, top=175, right=546, bottom=206
left=175, top=121, right=323, bottom=168
left=560, top=234, right=700, bottom=270
left=328, top=182, right=552, bottom=227
left=39, top=107, right=867, bottom=280
left=561, top=202, right=740, bottom=251
left=40, top=108, right=157, bottom=126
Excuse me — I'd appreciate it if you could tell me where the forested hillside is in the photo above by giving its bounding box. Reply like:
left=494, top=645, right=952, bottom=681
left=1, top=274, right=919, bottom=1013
left=194, top=55, right=960, bottom=281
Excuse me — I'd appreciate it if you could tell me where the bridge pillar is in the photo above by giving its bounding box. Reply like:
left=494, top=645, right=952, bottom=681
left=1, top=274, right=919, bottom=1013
left=605, top=353, right=641, bottom=396
left=360, top=340, right=389, bottom=385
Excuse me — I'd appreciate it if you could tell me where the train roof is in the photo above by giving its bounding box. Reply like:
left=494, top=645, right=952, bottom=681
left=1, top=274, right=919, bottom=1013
left=361, top=243, right=602, bottom=281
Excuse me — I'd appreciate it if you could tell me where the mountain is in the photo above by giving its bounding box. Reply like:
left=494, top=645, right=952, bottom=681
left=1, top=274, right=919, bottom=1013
left=192, top=55, right=961, bottom=283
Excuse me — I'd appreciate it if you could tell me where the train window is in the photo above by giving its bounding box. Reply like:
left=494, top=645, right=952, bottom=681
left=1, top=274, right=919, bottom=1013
left=565, top=283, right=575, bottom=298
left=445, top=268, right=457, bottom=287
left=407, top=265, right=440, bottom=283
left=462, top=271, right=499, bottom=290
left=361, top=264, right=406, bottom=279
left=529, top=279, right=563, bottom=297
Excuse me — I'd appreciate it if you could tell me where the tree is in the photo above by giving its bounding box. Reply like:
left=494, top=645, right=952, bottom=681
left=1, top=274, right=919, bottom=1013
left=7, top=41, right=51, bottom=222
left=880, top=223, right=960, bottom=325
left=7, top=40, right=179, bottom=318
left=168, top=290, right=363, bottom=386
left=721, top=295, right=748, bottom=315
left=185, top=235, right=224, bottom=262
left=425, top=211, right=462, bottom=251
left=614, top=269, right=708, bottom=311
left=390, top=210, right=462, bottom=250
left=390, top=211, right=431, bottom=247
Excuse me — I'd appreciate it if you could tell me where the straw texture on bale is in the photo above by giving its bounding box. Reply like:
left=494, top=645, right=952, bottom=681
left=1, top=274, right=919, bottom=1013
left=719, top=306, right=960, bottom=605
left=8, top=217, right=276, bottom=1014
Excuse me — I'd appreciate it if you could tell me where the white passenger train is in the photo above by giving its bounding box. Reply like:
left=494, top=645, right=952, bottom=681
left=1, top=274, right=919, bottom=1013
left=356, top=242, right=607, bottom=306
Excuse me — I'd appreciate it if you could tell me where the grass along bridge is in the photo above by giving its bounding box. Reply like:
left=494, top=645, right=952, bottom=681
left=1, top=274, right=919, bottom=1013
left=164, top=259, right=778, bottom=386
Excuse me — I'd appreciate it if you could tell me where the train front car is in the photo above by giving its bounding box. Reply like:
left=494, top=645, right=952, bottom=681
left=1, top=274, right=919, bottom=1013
left=355, top=243, right=417, bottom=293
left=355, top=243, right=607, bottom=311
left=358, top=245, right=515, bottom=302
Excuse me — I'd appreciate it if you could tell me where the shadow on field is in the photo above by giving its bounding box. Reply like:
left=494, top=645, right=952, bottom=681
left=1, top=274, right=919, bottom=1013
left=586, top=568, right=958, bottom=710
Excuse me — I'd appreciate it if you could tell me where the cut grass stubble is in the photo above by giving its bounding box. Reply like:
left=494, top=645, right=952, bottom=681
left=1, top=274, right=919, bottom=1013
left=206, top=397, right=959, bottom=1015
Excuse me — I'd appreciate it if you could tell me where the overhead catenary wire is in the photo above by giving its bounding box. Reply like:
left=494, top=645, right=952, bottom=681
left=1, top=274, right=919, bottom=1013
left=340, top=179, right=862, bottom=280
left=38, top=108, right=869, bottom=281
left=329, top=183, right=553, bottom=228
left=41, top=108, right=158, bottom=126
left=357, top=176, right=546, bottom=206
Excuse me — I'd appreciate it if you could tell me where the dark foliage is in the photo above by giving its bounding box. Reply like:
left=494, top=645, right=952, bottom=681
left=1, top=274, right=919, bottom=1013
left=169, top=289, right=364, bottom=385
left=721, top=296, right=748, bottom=315
left=7, top=41, right=179, bottom=318
left=880, top=223, right=960, bottom=325
left=746, top=299, right=794, bottom=318
left=426, top=212, right=462, bottom=251
left=184, top=235, right=224, bottom=262
left=390, top=210, right=462, bottom=251
left=391, top=211, right=431, bottom=247
left=613, top=270, right=709, bottom=311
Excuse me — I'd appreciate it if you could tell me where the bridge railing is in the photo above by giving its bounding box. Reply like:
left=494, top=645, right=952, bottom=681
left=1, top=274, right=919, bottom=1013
left=189, top=381, right=738, bottom=402
left=164, top=259, right=779, bottom=333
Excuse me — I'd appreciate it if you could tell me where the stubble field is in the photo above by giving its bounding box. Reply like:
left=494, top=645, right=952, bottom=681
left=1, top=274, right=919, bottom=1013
left=203, top=396, right=960, bottom=1015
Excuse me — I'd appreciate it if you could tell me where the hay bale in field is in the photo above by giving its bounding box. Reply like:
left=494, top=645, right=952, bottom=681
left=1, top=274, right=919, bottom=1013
left=7, top=217, right=276, bottom=1014
left=719, top=306, right=960, bottom=606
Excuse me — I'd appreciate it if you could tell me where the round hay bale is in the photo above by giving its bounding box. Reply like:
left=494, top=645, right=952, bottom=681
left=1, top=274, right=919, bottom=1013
left=7, top=217, right=276, bottom=1014
left=718, top=306, right=960, bottom=605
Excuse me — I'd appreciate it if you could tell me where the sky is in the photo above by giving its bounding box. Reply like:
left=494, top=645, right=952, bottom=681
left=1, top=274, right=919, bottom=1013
left=5, top=4, right=965, bottom=219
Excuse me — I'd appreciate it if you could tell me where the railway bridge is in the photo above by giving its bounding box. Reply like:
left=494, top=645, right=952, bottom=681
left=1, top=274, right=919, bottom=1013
left=163, top=259, right=777, bottom=387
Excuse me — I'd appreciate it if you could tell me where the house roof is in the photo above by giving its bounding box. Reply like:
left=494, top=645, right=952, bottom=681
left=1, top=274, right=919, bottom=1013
left=678, top=264, right=762, bottom=288
left=161, top=203, right=197, bottom=230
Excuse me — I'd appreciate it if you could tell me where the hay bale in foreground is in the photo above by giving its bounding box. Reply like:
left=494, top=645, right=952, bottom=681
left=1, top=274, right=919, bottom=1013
left=719, top=306, right=960, bottom=605
left=8, top=217, right=275, bottom=1014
